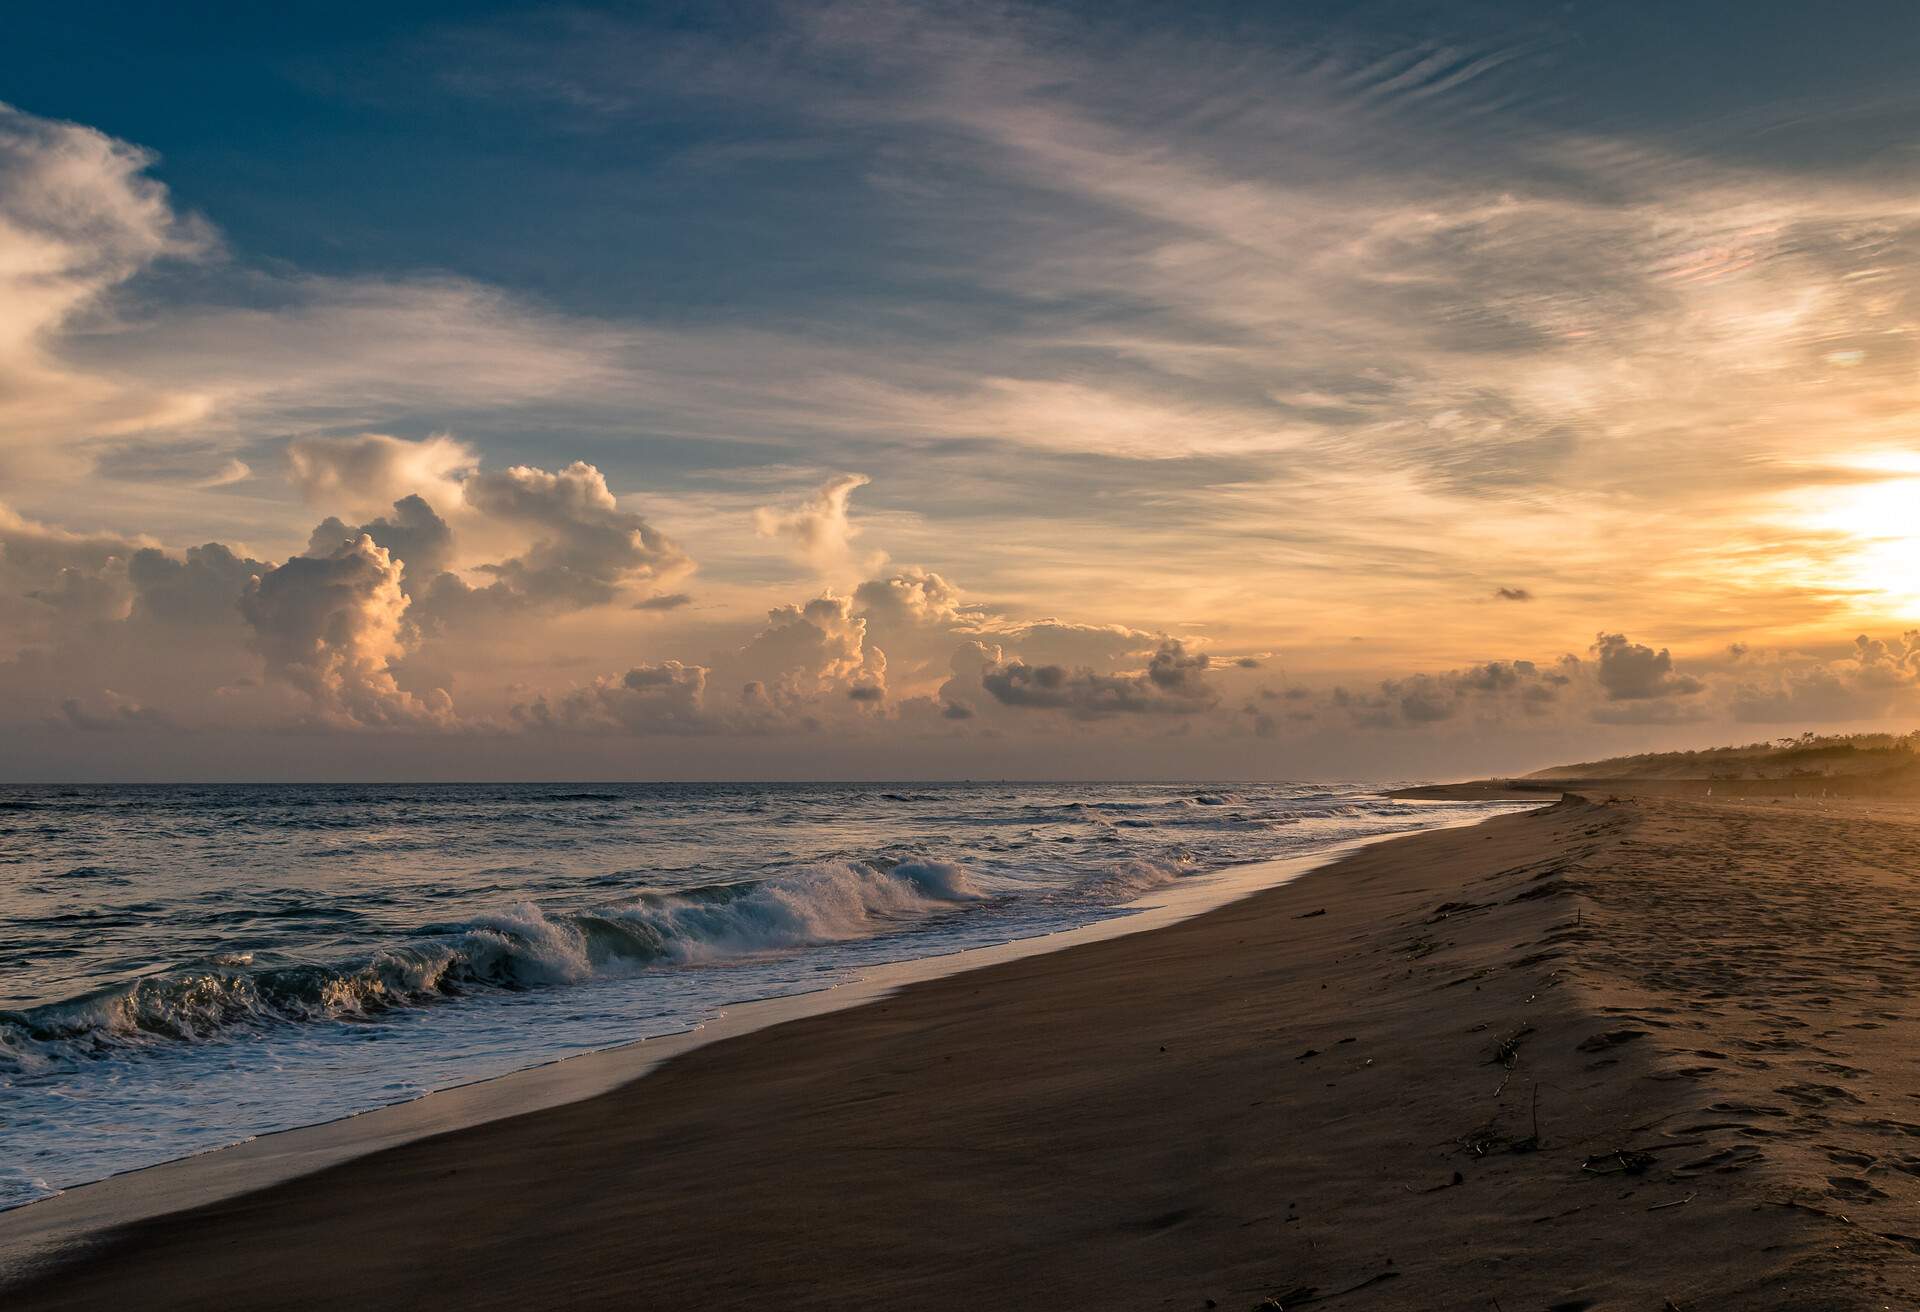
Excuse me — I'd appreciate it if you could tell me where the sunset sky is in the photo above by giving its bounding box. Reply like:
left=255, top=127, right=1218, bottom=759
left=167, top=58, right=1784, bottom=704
left=5, top=0, right=1920, bottom=780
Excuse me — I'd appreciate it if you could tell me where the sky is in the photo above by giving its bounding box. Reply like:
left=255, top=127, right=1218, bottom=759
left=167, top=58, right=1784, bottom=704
left=4, top=0, right=1920, bottom=781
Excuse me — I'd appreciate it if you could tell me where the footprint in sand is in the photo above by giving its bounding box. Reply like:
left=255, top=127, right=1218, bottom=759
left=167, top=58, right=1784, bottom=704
left=1827, top=1175, right=1889, bottom=1201
left=1804, top=1061, right=1869, bottom=1079
left=1673, top=1145, right=1766, bottom=1176
left=1650, top=1065, right=1720, bottom=1082
left=1710, top=1100, right=1791, bottom=1118
left=1575, top=1028, right=1649, bottom=1052
left=1777, top=1082, right=1865, bottom=1108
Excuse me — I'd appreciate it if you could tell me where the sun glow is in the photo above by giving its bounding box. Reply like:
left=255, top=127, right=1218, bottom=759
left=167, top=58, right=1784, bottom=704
left=1798, top=476, right=1920, bottom=616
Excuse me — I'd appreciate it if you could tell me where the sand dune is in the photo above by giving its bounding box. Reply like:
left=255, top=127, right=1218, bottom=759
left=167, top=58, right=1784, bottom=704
left=11, top=795, right=1920, bottom=1308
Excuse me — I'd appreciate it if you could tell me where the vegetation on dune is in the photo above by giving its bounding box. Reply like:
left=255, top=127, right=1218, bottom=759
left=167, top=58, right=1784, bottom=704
left=1527, top=732, right=1920, bottom=781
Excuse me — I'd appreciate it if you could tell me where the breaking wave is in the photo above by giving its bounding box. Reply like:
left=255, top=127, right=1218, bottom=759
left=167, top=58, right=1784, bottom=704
left=0, top=857, right=987, bottom=1073
left=1071, top=854, right=1196, bottom=900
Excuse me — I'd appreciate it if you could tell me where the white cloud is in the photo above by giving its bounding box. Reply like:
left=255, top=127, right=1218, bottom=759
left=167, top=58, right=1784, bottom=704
left=722, top=594, right=873, bottom=701
left=425, top=460, right=690, bottom=615
left=305, top=495, right=454, bottom=593
left=287, top=433, right=477, bottom=516
left=0, top=102, right=211, bottom=475
left=753, top=473, right=881, bottom=578
left=239, top=535, right=454, bottom=728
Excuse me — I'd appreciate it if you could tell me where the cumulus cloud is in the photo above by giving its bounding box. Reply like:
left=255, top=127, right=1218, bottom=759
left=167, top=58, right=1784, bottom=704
left=239, top=535, right=453, bottom=727
left=305, top=494, right=454, bottom=591
left=287, top=440, right=689, bottom=620
left=848, top=645, right=888, bottom=705
left=713, top=567, right=1177, bottom=716
left=1147, top=641, right=1212, bottom=694
left=514, top=660, right=709, bottom=733
left=853, top=567, right=964, bottom=630
left=1338, top=657, right=1571, bottom=728
left=287, top=433, right=475, bottom=516
left=3, top=445, right=705, bottom=737
left=934, top=639, right=1003, bottom=720
left=981, top=640, right=1218, bottom=718
left=451, top=461, right=687, bottom=608
left=388, top=460, right=692, bottom=625
left=754, top=473, right=880, bottom=577
left=0, top=509, right=294, bottom=735
left=501, top=564, right=1215, bottom=737
left=1729, top=633, right=1920, bottom=723
left=1, top=504, right=138, bottom=638
left=725, top=594, right=876, bottom=701
left=17, top=466, right=1920, bottom=760
left=128, top=541, right=266, bottom=627
left=847, top=567, right=977, bottom=685
left=1591, top=633, right=1704, bottom=701
left=514, top=585, right=903, bottom=736
left=22, top=565, right=128, bottom=623
left=4, top=512, right=133, bottom=590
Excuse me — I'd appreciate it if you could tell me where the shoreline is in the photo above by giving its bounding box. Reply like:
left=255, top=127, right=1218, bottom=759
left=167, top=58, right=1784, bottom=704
left=18, top=790, right=1920, bottom=1307
left=0, top=803, right=1525, bottom=1285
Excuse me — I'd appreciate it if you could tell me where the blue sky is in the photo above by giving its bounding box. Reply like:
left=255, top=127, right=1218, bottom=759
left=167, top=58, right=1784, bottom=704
left=28, top=1, right=1920, bottom=336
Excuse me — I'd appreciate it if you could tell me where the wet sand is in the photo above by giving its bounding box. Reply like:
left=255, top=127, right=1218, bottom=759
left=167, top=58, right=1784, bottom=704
left=13, top=793, right=1920, bottom=1309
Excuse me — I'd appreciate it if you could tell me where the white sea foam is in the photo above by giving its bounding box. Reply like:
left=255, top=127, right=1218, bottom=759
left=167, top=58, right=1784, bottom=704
left=1, top=857, right=993, bottom=1070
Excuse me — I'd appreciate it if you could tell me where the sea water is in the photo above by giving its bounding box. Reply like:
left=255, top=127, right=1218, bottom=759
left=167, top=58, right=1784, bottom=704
left=0, top=781, right=1515, bottom=1208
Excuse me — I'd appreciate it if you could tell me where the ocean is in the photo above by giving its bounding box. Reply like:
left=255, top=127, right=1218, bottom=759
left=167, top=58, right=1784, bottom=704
left=0, top=781, right=1517, bottom=1210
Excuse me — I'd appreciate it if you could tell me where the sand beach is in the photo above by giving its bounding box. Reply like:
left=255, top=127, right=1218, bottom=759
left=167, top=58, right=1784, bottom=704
left=11, top=791, right=1920, bottom=1308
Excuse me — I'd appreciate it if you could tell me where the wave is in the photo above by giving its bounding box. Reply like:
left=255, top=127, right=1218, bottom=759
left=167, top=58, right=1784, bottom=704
left=0, top=786, right=1448, bottom=1081
left=1074, top=854, right=1196, bottom=900
left=0, top=857, right=988, bottom=1074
